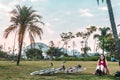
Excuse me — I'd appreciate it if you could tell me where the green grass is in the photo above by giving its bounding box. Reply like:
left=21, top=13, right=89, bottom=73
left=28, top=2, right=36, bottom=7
left=0, top=61, right=120, bottom=80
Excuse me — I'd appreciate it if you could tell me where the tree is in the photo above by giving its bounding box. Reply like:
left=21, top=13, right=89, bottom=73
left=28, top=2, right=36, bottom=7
left=0, top=51, right=7, bottom=59
left=104, top=33, right=120, bottom=58
left=46, top=41, right=65, bottom=59
left=4, top=5, right=44, bottom=65
left=26, top=48, right=43, bottom=60
left=104, top=33, right=116, bottom=56
left=94, top=27, right=110, bottom=54
left=97, top=0, right=120, bottom=65
left=76, top=26, right=96, bottom=57
left=60, top=32, right=74, bottom=54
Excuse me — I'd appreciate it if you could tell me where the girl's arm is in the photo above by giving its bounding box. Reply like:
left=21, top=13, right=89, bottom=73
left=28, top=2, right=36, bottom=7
left=105, top=59, right=109, bottom=74
left=105, top=59, right=108, bottom=67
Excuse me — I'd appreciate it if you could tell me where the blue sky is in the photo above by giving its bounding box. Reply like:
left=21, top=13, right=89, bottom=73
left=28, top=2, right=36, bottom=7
left=0, top=0, right=120, bottom=53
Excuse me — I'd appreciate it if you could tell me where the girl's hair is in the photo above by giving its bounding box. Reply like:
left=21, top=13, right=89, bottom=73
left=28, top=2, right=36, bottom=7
left=99, top=54, right=106, bottom=61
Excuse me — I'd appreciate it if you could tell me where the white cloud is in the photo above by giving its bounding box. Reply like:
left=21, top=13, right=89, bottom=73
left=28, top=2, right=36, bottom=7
left=78, top=9, right=94, bottom=17
left=8, top=0, right=19, bottom=7
left=117, top=3, right=120, bottom=6
left=29, top=0, right=39, bottom=2
left=0, top=3, right=11, bottom=12
left=65, top=11, right=71, bottom=15
left=0, top=1, right=19, bottom=17
left=99, top=6, right=108, bottom=11
left=53, top=18, right=60, bottom=21
left=44, top=22, right=55, bottom=35
left=28, top=0, right=48, bottom=2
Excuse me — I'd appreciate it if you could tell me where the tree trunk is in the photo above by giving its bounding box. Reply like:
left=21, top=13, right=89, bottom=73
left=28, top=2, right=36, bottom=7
left=65, top=42, right=68, bottom=54
left=102, top=39, right=105, bottom=54
left=84, top=38, right=88, bottom=57
left=73, top=43, right=75, bottom=57
left=106, top=0, right=120, bottom=65
left=17, top=33, right=24, bottom=66
left=17, top=41, right=23, bottom=65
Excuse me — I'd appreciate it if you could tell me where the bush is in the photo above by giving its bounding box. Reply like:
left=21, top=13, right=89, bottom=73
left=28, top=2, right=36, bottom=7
left=0, top=51, right=7, bottom=58
left=55, top=56, right=99, bottom=61
left=86, top=56, right=98, bottom=61
left=55, top=57, right=84, bottom=61
left=106, top=56, right=111, bottom=61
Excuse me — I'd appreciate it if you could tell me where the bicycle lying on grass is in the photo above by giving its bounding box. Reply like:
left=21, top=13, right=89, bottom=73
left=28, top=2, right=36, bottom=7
left=30, top=62, right=86, bottom=75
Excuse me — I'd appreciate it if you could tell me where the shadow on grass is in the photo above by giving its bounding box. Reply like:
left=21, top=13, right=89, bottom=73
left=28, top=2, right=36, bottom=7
left=0, top=66, right=8, bottom=69
left=33, top=73, right=120, bottom=80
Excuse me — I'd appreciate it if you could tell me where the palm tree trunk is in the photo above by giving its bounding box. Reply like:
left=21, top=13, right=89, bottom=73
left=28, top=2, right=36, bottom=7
left=106, top=0, right=120, bottom=64
left=17, top=42, right=23, bottom=65
left=17, top=33, right=24, bottom=65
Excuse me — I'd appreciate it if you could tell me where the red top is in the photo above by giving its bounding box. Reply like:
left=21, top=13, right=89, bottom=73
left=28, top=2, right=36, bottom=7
left=98, top=60, right=107, bottom=67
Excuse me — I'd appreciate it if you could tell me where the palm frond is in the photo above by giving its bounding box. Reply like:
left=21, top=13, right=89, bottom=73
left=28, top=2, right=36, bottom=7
left=97, top=0, right=104, bottom=5
left=9, top=9, right=18, bottom=15
left=76, top=32, right=83, bottom=37
left=29, top=32, right=35, bottom=44
left=93, top=34, right=100, bottom=39
left=97, top=0, right=100, bottom=5
left=28, top=25, right=43, bottom=40
left=102, top=0, right=104, bottom=3
left=4, top=25, right=17, bottom=38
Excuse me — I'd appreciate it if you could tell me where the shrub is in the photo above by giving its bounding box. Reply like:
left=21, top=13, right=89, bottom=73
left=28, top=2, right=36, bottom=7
left=85, top=56, right=98, bottom=61
left=55, top=56, right=99, bottom=61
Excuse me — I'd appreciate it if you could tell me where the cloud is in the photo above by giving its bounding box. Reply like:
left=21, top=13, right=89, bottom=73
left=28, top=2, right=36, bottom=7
left=64, top=11, right=71, bottom=15
left=28, top=0, right=48, bottom=2
left=0, top=3, right=12, bottom=12
left=52, top=18, right=60, bottom=21
left=0, top=1, right=19, bottom=17
left=78, top=9, right=94, bottom=17
left=117, top=3, right=120, bottom=6
left=8, top=0, right=19, bottom=7
left=99, top=6, right=108, bottom=11
left=29, top=0, right=39, bottom=2
left=44, top=22, right=55, bottom=35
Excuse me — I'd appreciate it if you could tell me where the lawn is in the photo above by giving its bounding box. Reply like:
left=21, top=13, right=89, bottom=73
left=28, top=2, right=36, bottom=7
left=0, top=61, right=120, bottom=80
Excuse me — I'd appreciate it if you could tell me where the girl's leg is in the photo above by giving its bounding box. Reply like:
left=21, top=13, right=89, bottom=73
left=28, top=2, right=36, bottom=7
left=96, top=66, right=100, bottom=70
left=100, top=65, right=104, bottom=72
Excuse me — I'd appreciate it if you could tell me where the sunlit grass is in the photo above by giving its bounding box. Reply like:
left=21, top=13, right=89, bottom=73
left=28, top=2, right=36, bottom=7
left=0, top=61, right=120, bottom=80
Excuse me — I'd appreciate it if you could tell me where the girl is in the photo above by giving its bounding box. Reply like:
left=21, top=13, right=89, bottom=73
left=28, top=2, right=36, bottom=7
left=95, top=54, right=109, bottom=75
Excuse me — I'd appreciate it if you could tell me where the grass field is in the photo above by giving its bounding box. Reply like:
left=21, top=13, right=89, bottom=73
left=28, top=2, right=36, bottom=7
left=0, top=61, right=120, bottom=80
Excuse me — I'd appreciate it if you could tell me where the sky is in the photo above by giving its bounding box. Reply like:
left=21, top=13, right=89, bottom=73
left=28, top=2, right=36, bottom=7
left=0, top=0, right=120, bottom=54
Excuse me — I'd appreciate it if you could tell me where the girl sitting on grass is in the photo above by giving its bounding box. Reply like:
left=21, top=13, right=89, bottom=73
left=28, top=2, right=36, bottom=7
left=95, top=54, right=109, bottom=75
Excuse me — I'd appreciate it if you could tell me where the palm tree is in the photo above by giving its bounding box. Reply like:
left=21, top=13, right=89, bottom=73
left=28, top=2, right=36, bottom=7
left=4, top=5, right=44, bottom=65
left=97, top=0, right=120, bottom=64
left=94, top=27, right=110, bottom=54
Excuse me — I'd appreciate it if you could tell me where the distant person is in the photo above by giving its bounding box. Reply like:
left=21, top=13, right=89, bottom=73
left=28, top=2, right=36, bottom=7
left=95, top=54, right=109, bottom=75
left=111, top=56, right=116, bottom=62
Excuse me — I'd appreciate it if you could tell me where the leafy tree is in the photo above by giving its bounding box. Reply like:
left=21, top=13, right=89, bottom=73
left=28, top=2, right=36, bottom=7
left=97, top=0, right=120, bottom=65
left=3, top=5, right=44, bottom=65
left=60, top=32, right=74, bottom=54
left=46, top=41, right=65, bottom=59
left=94, top=27, right=110, bottom=54
left=104, top=33, right=120, bottom=58
left=0, top=51, right=7, bottom=58
left=26, top=48, right=43, bottom=60
left=76, top=26, right=96, bottom=57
